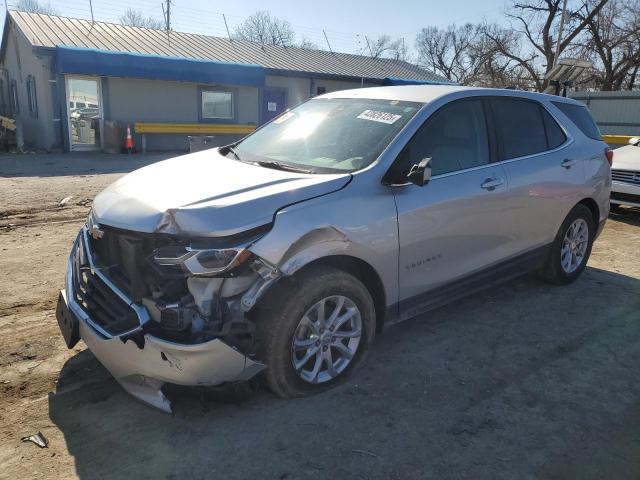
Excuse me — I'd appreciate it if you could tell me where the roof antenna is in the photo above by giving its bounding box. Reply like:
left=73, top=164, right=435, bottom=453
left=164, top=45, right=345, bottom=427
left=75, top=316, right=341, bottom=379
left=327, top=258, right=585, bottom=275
left=223, top=14, right=233, bottom=43
left=322, top=29, right=334, bottom=54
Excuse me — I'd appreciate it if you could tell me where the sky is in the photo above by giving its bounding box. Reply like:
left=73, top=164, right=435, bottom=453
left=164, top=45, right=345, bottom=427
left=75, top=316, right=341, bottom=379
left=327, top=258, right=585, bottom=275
left=1, top=0, right=509, bottom=55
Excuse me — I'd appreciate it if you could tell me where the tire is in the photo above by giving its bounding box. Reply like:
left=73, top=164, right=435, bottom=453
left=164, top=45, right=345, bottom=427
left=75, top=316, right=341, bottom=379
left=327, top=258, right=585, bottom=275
left=539, top=204, right=595, bottom=285
left=254, top=265, right=376, bottom=398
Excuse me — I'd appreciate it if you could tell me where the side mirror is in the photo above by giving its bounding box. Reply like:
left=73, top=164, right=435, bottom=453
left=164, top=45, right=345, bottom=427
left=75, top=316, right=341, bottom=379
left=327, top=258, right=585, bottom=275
left=629, top=137, right=640, bottom=146
left=407, top=157, right=432, bottom=187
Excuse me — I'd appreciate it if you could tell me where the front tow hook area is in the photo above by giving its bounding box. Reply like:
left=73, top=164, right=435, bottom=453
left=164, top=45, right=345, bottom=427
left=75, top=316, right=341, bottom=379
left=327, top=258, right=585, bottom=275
left=58, top=289, right=266, bottom=412
left=79, top=321, right=267, bottom=413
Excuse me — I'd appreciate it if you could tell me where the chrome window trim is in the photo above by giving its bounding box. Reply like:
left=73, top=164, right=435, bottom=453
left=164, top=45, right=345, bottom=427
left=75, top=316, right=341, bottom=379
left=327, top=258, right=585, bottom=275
left=488, top=98, right=575, bottom=166
left=386, top=96, right=576, bottom=186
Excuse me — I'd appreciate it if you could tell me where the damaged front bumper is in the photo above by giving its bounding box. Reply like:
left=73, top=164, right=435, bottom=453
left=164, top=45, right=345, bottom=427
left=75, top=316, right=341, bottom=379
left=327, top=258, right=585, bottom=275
left=56, top=229, right=265, bottom=412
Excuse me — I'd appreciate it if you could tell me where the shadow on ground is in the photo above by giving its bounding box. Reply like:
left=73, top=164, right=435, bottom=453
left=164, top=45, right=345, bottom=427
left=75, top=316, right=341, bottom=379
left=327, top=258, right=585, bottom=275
left=609, top=206, right=640, bottom=226
left=0, top=152, right=179, bottom=178
left=49, top=267, right=640, bottom=479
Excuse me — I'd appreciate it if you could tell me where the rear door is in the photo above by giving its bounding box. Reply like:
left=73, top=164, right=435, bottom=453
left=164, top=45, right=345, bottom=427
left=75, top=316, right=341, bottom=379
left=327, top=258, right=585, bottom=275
left=490, top=97, right=584, bottom=255
left=391, top=98, right=510, bottom=319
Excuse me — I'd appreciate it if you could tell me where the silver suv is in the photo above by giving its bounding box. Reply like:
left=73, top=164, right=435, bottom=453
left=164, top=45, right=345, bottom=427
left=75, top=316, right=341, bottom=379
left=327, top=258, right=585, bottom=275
left=56, top=86, right=611, bottom=412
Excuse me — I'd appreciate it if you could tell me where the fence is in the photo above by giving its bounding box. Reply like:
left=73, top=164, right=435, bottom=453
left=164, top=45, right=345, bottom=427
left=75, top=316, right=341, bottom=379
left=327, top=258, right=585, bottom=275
left=569, top=91, right=640, bottom=137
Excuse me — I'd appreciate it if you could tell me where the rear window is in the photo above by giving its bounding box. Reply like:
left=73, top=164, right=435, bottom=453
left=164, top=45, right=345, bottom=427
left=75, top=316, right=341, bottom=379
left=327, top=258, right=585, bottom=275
left=551, top=101, right=601, bottom=140
left=492, top=98, right=547, bottom=160
left=541, top=108, right=567, bottom=149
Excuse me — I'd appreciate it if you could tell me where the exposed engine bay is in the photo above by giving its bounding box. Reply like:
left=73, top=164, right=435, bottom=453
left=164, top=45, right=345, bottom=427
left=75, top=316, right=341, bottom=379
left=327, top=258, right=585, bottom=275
left=84, top=219, right=280, bottom=356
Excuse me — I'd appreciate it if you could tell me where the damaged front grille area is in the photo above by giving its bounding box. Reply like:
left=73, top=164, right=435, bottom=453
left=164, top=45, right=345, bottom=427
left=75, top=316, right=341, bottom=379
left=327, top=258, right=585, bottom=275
left=88, top=226, right=188, bottom=303
left=69, top=220, right=278, bottom=354
left=70, top=231, right=148, bottom=338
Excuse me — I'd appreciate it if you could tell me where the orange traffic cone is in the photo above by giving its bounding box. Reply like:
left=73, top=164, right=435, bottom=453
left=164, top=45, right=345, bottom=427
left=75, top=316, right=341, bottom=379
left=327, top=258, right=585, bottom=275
left=125, top=124, right=134, bottom=153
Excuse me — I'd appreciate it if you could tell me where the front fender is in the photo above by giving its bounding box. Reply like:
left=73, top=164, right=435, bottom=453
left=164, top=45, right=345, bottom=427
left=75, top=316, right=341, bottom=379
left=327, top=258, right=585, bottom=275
left=248, top=179, right=399, bottom=310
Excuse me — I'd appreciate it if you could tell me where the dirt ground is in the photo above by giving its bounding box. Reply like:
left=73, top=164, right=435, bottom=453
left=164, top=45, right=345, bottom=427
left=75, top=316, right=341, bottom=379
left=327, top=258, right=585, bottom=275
left=1, top=153, right=639, bottom=480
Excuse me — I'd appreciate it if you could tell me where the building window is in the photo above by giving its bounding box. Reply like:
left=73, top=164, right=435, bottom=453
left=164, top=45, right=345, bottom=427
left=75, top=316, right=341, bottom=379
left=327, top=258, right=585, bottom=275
left=26, top=75, right=38, bottom=118
left=0, top=79, right=5, bottom=116
left=201, top=90, right=233, bottom=120
left=9, top=79, right=19, bottom=114
left=316, top=86, right=327, bottom=95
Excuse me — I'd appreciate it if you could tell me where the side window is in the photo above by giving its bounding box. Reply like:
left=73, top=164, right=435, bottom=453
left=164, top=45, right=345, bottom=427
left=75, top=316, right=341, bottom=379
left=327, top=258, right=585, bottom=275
left=492, top=98, right=547, bottom=160
left=26, top=75, right=38, bottom=118
left=0, top=79, right=4, bottom=116
left=391, top=99, right=490, bottom=179
left=541, top=107, right=566, bottom=149
left=9, top=79, right=19, bottom=115
left=200, top=89, right=234, bottom=120
left=551, top=101, right=601, bottom=140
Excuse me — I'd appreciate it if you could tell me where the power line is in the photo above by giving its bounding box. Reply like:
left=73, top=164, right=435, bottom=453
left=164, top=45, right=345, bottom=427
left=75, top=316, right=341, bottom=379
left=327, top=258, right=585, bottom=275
left=8, top=0, right=432, bottom=55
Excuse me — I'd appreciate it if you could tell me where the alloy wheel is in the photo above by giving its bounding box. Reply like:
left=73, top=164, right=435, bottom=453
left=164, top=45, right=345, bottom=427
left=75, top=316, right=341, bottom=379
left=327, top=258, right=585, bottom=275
left=560, top=218, right=589, bottom=273
left=291, top=295, right=362, bottom=384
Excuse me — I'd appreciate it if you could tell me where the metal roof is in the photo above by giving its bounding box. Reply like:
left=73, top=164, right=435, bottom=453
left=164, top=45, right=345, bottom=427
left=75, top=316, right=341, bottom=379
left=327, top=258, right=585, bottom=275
left=7, top=10, right=449, bottom=83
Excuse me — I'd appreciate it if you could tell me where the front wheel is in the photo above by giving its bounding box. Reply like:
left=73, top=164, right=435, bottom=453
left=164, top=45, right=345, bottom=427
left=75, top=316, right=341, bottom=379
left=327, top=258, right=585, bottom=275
left=539, top=204, right=595, bottom=285
left=255, top=265, right=376, bottom=398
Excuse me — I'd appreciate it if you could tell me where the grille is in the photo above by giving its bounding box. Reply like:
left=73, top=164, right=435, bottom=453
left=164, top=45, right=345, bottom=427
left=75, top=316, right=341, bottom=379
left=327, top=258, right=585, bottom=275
left=88, top=227, right=187, bottom=301
left=611, top=192, right=640, bottom=205
left=71, top=234, right=141, bottom=336
left=611, top=169, right=640, bottom=186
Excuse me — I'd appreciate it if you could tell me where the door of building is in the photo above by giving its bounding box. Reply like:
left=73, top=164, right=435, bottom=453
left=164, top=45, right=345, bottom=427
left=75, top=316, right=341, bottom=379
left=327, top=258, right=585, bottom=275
left=262, top=88, right=286, bottom=124
left=66, top=76, right=102, bottom=150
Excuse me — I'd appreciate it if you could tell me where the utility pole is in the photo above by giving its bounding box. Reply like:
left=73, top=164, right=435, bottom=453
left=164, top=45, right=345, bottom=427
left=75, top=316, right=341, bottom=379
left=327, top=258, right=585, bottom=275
left=163, top=0, right=172, bottom=32
left=553, top=0, right=568, bottom=67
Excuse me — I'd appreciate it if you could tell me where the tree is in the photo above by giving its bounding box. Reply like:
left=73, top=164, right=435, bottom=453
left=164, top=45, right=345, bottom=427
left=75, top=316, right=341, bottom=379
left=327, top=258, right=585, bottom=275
left=298, top=37, right=320, bottom=50
left=364, top=35, right=392, bottom=58
left=234, top=11, right=296, bottom=47
left=15, top=0, right=58, bottom=15
left=387, top=38, right=409, bottom=61
left=119, top=8, right=165, bottom=29
left=415, top=24, right=481, bottom=84
left=414, top=21, right=539, bottom=88
left=363, top=35, right=409, bottom=61
left=483, top=0, right=610, bottom=91
left=575, top=0, right=640, bottom=90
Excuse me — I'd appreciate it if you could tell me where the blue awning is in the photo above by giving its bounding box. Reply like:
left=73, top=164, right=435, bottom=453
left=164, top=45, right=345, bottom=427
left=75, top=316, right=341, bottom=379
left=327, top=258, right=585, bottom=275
left=55, top=46, right=265, bottom=87
left=382, top=76, right=453, bottom=86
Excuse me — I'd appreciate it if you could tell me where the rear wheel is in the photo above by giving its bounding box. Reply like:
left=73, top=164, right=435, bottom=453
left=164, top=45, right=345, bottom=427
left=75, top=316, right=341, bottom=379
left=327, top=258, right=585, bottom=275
left=539, top=204, right=594, bottom=285
left=255, top=265, right=376, bottom=398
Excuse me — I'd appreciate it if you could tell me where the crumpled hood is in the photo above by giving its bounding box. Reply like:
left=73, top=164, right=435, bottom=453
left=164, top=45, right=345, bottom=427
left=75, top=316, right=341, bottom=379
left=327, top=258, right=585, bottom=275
left=92, top=149, right=351, bottom=237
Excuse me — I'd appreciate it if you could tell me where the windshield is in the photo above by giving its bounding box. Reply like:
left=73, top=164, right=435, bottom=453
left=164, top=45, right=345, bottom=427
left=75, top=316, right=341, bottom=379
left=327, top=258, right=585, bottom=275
left=232, top=97, right=423, bottom=173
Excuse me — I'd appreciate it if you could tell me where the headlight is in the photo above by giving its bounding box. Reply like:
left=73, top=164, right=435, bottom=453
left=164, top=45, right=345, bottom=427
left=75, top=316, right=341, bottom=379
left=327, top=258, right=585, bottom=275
left=153, top=245, right=252, bottom=276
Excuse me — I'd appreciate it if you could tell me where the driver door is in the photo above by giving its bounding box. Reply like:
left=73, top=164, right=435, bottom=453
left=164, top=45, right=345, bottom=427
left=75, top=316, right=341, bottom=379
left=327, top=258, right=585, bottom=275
left=390, top=98, right=511, bottom=321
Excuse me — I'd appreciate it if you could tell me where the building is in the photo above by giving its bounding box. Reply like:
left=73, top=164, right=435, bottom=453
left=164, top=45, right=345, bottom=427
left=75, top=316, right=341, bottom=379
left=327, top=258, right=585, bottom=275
left=0, top=10, right=449, bottom=152
left=569, top=91, right=640, bottom=137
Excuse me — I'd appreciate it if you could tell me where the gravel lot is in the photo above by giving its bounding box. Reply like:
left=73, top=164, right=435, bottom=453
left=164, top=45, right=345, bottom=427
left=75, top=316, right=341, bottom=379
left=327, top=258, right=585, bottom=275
left=1, top=153, right=639, bottom=480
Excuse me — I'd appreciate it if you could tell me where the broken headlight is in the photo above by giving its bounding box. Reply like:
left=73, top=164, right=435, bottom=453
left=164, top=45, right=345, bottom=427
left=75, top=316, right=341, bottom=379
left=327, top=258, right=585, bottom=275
left=153, top=245, right=251, bottom=276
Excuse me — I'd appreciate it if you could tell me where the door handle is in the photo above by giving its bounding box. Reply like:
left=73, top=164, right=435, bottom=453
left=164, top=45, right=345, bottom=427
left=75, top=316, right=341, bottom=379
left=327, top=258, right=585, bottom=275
left=480, top=177, right=504, bottom=191
left=561, top=158, right=577, bottom=169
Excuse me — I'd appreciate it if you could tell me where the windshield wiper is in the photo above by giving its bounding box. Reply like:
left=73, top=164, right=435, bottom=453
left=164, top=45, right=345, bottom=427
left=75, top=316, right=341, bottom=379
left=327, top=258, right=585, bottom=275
left=256, top=161, right=315, bottom=174
left=227, top=145, right=242, bottom=161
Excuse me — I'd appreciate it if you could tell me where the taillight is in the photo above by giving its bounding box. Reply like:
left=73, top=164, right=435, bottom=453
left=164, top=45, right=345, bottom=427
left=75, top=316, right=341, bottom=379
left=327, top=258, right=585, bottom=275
left=605, top=147, right=614, bottom=166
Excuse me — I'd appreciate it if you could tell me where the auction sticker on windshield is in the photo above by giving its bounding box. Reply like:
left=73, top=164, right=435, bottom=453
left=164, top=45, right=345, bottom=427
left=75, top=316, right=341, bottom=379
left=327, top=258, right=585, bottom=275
left=357, top=110, right=402, bottom=124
